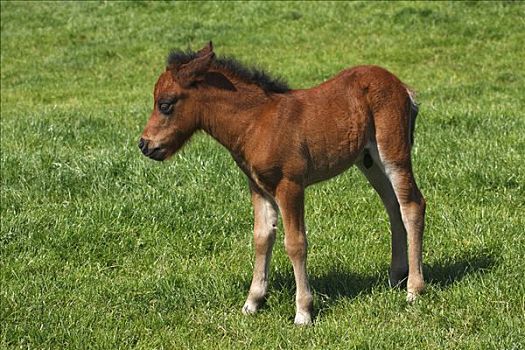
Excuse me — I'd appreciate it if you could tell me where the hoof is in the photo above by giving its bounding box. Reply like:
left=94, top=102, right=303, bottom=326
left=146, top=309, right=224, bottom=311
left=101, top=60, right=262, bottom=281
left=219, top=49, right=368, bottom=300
left=406, top=291, right=419, bottom=303
left=294, top=312, right=312, bottom=326
left=407, top=279, right=425, bottom=303
left=242, top=300, right=259, bottom=315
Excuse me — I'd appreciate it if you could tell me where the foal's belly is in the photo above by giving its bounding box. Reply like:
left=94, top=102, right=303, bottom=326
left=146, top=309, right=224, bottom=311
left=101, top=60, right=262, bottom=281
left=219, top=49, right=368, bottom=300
left=306, top=161, right=355, bottom=185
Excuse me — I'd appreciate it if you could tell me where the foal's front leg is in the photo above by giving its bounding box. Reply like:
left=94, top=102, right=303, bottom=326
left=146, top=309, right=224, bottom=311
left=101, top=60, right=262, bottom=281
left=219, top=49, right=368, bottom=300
left=275, top=179, right=313, bottom=325
left=242, top=187, right=278, bottom=315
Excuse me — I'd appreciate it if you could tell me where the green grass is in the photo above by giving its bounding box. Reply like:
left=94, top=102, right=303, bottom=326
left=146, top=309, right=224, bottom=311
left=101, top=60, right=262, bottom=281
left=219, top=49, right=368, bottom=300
left=1, top=1, right=524, bottom=349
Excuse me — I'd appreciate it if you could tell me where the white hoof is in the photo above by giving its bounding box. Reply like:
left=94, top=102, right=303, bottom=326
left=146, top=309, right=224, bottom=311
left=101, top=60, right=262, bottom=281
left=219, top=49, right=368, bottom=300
left=242, top=301, right=258, bottom=315
left=294, top=312, right=312, bottom=326
left=406, top=291, right=418, bottom=303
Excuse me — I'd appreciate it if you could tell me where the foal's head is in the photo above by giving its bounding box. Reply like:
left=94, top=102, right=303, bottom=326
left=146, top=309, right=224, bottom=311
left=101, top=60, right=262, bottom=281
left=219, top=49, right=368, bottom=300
left=139, top=42, right=216, bottom=161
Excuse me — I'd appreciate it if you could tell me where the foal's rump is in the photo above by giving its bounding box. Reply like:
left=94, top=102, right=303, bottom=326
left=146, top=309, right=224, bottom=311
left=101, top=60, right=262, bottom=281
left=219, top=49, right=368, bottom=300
left=349, top=65, right=418, bottom=164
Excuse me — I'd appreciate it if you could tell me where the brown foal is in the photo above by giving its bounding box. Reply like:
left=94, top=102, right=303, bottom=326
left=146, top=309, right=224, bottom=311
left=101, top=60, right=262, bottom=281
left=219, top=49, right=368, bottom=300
left=139, top=42, right=426, bottom=325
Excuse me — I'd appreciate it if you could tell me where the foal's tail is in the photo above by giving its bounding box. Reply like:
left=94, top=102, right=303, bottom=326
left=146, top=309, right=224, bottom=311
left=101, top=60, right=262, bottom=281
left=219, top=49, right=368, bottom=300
left=406, top=87, right=419, bottom=148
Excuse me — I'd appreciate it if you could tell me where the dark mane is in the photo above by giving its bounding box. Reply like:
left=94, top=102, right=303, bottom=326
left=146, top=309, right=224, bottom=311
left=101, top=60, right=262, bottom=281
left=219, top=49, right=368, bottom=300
left=167, top=49, right=290, bottom=94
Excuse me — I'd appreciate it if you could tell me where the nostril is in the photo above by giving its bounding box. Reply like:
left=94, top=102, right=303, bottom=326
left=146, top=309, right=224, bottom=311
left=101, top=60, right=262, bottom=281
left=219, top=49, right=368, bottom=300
left=138, top=138, right=145, bottom=150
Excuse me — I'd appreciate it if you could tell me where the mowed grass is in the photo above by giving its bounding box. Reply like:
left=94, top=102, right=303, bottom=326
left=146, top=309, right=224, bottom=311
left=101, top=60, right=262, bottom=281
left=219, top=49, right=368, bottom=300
left=1, top=1, right=524, bottom=349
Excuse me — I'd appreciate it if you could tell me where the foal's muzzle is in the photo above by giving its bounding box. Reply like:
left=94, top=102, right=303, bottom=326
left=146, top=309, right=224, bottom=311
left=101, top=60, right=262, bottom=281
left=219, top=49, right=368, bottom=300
left=138, top=137, right=166, bottom=161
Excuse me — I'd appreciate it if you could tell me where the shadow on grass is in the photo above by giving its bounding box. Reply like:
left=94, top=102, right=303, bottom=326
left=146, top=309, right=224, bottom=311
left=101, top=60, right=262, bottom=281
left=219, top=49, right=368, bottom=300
left=311, top=270, right=383, bottom=300
left=271, top=268, right=382, bottom=301
left=265, top=249, right=497, bottom=309
left=265, top=268, right=383, bottom=321
left=425, top=250, right=498, bottom=288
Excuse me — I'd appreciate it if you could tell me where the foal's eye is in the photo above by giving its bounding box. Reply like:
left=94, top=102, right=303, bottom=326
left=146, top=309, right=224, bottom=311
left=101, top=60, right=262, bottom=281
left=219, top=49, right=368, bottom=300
left=159, top=102, right=173, bottom=115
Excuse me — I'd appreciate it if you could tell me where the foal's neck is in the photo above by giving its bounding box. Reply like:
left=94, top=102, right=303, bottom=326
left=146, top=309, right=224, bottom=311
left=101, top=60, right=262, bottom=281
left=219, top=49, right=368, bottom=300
left=197, top=83, right=279, bottom=155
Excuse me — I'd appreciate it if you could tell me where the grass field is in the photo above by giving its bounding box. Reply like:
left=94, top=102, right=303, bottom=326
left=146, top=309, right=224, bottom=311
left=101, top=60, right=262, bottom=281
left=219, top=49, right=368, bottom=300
left=1, top=1, right=524, bottom=349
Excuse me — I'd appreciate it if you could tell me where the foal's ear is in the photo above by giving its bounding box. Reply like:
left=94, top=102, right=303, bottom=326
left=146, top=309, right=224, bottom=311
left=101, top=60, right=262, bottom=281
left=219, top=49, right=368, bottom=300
left=176, top=51, right=215, bottom=88
left=196, top=41, right=213, bottom=57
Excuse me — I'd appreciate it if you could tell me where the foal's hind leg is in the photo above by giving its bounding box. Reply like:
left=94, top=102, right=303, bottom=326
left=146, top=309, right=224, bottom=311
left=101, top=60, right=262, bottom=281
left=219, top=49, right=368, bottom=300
left=242, top=186, right=278, bottom=315
left=374, top=146, right=426, bottom=302
left=357, top=147, right=409, bottom=287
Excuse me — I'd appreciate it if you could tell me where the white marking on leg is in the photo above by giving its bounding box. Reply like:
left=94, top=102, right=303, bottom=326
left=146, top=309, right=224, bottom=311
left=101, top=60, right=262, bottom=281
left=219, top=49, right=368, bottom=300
left=243, top=194, right=277, bottom=315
